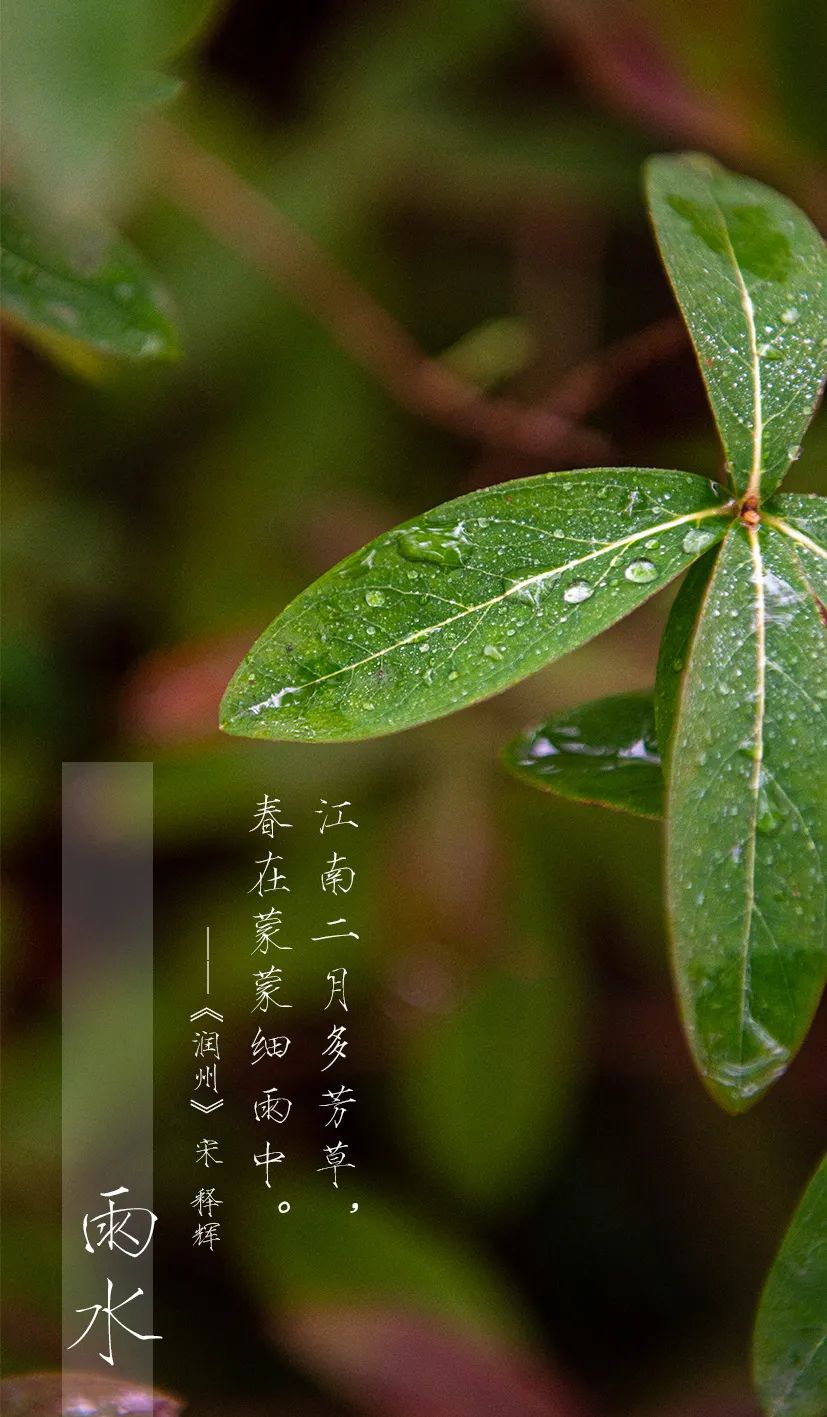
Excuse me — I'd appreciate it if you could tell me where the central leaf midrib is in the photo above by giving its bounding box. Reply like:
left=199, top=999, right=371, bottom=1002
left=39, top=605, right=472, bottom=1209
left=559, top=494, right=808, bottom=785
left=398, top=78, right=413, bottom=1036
left=737, top=525, right=766, bottom=1071
left=240, top=504, right=731, bottom=712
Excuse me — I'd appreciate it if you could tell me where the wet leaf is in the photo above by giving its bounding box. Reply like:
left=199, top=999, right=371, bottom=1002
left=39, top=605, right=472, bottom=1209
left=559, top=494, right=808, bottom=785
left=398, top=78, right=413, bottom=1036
left=666, top=522, right=827, bottom=1111
left=221, top=468, right=731, bottom=742
left=765, top=493, right=827, bottom=603
left=646, top=153, right=827, bottom=499
left=655, top=550, right=719, bottom=778
left=0, top=1373, right=183, bottom=1416
left=754, top=1153, right=827, bottom=1417
left=0, top=191, right=178, bottom=362
left=503, top=692, right=663, bottom=818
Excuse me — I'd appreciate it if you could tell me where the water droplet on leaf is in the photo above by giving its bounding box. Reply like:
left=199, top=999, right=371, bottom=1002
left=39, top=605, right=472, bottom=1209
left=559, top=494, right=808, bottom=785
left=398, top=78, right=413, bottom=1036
left=624, top=559, right=657, bottom=584
left=563, top=580, right=594, bottom=603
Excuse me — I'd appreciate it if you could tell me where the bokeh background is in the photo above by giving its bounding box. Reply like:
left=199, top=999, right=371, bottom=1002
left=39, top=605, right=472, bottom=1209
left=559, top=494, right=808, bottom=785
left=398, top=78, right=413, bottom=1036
left=2, top=2, right=827, bottom=1414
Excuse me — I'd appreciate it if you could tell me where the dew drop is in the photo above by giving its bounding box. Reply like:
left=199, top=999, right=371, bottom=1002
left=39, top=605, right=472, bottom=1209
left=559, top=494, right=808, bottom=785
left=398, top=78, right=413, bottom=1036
left=780, top=307, right=800, bottom=325
left=397, top=528, right=464, bottom=567
left=624, top=559, right=657, bottom=584
left=563, top=580, right=594, bottom=604
left=682, top=527, right=717, bottom=554
left=365, top=589, right=385, bottom=608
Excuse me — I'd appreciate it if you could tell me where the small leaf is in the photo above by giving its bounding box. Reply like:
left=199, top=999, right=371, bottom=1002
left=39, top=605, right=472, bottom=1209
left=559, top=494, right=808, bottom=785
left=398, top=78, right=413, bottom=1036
left=646, top=153, right=827, bottom=499
left=503, top=692, right=663, bottom=818
left=655, top=550, right=719, bottom=777
left=221, top=468, right=731, bottom=742
left=0, top=191, right=178, bottom=361
left=667, top=522, right=827, bottom=1111
left=754, top=1153, right=827, bottom=1417
left=765, top=493, right=827, bottom=603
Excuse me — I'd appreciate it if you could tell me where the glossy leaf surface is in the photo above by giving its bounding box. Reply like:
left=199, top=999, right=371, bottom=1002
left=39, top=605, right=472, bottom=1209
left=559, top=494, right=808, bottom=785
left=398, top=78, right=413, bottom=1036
left=646, top=153, right=827, bottom=499
left=0, top=192, right=178, bottom=361
left=504, top=692, right=663, bottom=818
left=765, top=493, right=827, bottom=603
left=654, top=551, right=719, bottom=778
left=754, top=1154, right=827, bottom=1417
left=667, top=522, right=827, bottom=1111
left=221, top=468, right=730, bottom=742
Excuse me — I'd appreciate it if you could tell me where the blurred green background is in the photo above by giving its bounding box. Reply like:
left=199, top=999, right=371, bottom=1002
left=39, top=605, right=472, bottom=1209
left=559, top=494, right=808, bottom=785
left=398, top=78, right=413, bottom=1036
left=2, top=2, right=827, bottom=1414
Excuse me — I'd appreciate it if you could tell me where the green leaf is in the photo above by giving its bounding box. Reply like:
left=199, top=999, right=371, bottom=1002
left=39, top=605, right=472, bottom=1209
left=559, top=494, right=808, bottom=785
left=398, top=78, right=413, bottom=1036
left=666, top=522, right=827, bottom=1112
left=0, top=191, right=178, bottom=361
left=765, top=493, right=827, bottom=602
left=234, top=1181, right=526, bottom=1342
left=503, top=692, right=663, bottom=818
left=754, top=1153, right=827, bottom=1417
left=654, top=550, right=719, bottom=778
left=646, top=153, right=827, bottom=500
left=395, top=822, right=585, bottom=1210
left=221, top=468, right=731, bottom=742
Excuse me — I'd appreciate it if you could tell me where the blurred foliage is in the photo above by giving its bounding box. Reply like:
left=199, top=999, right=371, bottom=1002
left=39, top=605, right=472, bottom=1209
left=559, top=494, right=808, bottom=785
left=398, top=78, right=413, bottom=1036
left=2, top=2, right=826, bottom=1416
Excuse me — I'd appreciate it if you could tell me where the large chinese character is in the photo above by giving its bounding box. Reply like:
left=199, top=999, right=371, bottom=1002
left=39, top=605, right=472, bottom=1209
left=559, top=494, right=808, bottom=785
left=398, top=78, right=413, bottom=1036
left=82, top=1187, right=157, bottom=1259
left=252, top=965, right=292, bottom=1013
left=250, top=795, right=293, bottom=836
left=66, top=1279, right=160, bottom=1366
left=249, top=853, right=289, bottom=896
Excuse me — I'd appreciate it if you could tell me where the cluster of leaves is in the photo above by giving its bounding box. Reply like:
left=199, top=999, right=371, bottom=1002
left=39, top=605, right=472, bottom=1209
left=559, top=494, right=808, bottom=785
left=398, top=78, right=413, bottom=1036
left=221, top=153, right=827, bottom=1416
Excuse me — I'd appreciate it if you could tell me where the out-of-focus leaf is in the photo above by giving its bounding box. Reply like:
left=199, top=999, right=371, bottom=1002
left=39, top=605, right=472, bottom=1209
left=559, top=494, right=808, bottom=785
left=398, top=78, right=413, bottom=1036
left=440, top=317, right=535, bottom=390
left=0, top=192, right=178, bottom=361
left=136, top=71, right=184, bottom=109
left=1, top=0, right=220, bottom=211
left=754, top=1153, right=827, bottom=1417
left=654, top=551, right=718, bottom=777
left=2, top=1, right=149, bottom=214
left=765, top=493, right=827, bottom=600
left=0, top=1373, right=183, bottom=1416
left=667, top=524, right=827, bottom=1111
left=382, top=106, right=642, bottom=213
left=283, top=1308, right=586, bottom=1417
left=504, top=692, right=663, bottom=818
left=234, top=1183, right=527, bottom=1341
left=764, top=0, right=827, bottom=155
left=221, top=468, right=731, bottom=742
left=395, top=824, right=585, bottom=1208
left=646, top=153, right=827, bottom=499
